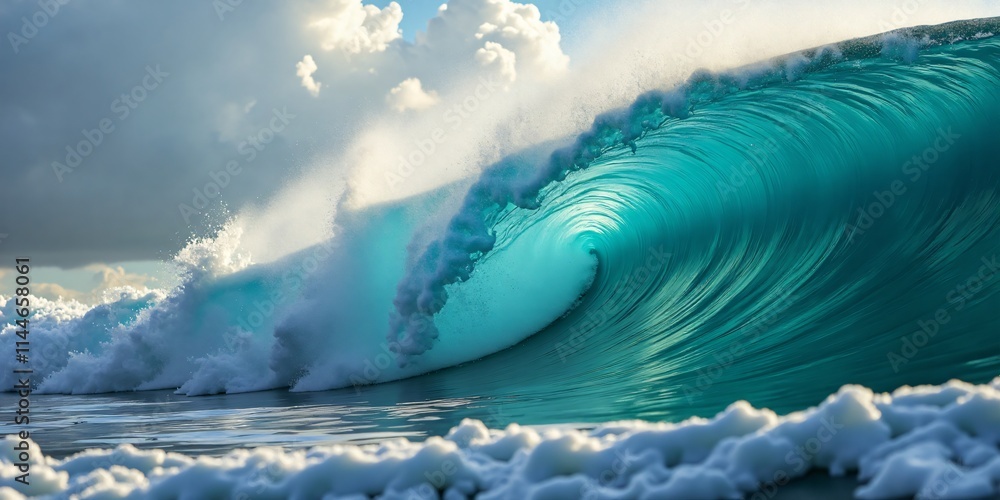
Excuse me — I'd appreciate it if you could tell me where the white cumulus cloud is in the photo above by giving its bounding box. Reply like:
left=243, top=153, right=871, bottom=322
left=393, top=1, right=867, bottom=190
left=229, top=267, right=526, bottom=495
left=428, top=0, right=569, bottom=81
left=310, top=0, right=403, bottom=54
left=298, top=0, right=570, bottom=99
left=475, top=41, right=518, bottom=86
left=386, top=78, right=440, bottom=112
left=32, top=264, right=152, bottom=304
left=296, top=54, right=322, bottom=97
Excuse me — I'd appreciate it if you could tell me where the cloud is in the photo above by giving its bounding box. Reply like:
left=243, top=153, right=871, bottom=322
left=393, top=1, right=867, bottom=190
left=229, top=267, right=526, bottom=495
left=300, top=0, right=575, bottom=211
left=0, top=0, right=572, bottom=268
left=420, top=0, right=568, bottom=82
left=296, top=55, right=322, bottom=97
left=31, top=264, right=151, bottom=304
left=386, top=78, right=440, bottom=112
left=475, top=41, right=517, bottom=86
left=301, top=0, right=570, bottom=97
left=33, top=282, right=88, bottom=302
left=87, top=264, right=151, bottom=291
left=0, top=1, right=394, bottom=267
left=472, top=1, right=568, bottom=76
left=310, top=0, right=403, bottom=54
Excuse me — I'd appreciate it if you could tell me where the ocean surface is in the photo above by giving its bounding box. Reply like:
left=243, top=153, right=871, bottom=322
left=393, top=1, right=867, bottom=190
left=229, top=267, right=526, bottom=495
left=2, top=17, right=1000, bottom=499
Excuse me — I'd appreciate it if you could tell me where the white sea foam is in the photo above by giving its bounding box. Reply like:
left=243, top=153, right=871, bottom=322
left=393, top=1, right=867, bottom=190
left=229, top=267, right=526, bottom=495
left=2, top=378, right=998, bottom=499
left=0, top=198, right=596, bottom=396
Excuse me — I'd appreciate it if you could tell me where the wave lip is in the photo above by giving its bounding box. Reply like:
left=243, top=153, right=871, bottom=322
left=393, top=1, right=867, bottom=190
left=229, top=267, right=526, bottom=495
left=3, top=378, right=999, bottom=499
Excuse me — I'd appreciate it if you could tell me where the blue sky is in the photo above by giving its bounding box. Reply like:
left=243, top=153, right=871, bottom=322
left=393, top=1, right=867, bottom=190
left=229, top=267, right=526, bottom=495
left=370, top=0, right=609, bottom=44
left=369, top=0, right=445, bottom=40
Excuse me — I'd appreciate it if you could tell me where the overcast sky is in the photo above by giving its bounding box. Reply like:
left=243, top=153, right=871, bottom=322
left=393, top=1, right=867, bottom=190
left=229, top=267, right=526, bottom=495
left=0, top=0, right=611, bottom=299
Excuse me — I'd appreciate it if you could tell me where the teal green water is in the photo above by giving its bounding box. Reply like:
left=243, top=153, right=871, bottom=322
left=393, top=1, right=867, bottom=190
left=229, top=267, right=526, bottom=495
left=390, top=18, right=1000, bottom=421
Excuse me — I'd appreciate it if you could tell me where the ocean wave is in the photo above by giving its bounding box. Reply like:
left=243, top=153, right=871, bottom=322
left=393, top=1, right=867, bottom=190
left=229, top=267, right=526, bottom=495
left=2, top=19, right=999, bottom=401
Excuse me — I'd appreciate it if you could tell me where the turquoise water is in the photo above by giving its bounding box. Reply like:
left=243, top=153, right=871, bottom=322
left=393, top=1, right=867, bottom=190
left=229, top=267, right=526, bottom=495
left=387, top=18, right=1000, bottom=422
